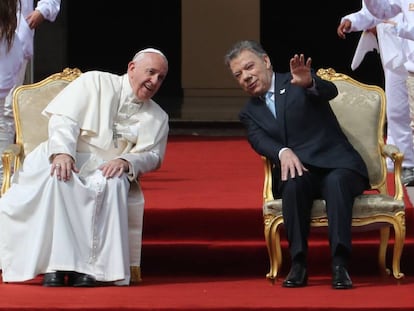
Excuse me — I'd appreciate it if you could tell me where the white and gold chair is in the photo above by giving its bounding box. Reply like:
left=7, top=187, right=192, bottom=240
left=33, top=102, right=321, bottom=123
left=1, top=68, right=143, bottom=283
left=262, top=68, right=406, bottom=282
left=1, top=68, right=82, bottom=195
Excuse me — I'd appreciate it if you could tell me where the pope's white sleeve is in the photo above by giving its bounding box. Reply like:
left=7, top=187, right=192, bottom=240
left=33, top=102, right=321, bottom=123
left=47, top=114, right=79, bottom=161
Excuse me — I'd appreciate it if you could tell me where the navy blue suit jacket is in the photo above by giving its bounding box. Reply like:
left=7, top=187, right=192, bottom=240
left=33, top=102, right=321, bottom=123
left=239, top=70, right=369, bottom=181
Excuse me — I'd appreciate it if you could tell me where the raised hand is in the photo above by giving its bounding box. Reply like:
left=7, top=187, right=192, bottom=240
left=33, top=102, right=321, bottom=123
left=289, top=54, right=313, bottom=88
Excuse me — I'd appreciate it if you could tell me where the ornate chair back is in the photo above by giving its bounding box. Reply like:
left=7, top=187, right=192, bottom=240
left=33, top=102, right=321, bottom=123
left=1, top=68, right=82, bottom=195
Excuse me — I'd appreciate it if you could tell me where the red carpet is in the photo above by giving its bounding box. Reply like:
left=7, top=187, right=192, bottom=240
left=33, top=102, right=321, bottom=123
left=0, top=135, right=413, bottom=310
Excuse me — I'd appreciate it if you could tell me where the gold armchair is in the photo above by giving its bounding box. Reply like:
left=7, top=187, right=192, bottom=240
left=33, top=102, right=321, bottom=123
left=262, top=68, right=406, bottom=282
left=1, top=68, right=143, bottom=283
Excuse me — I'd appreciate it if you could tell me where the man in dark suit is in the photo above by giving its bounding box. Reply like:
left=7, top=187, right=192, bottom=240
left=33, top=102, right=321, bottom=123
left=224, top=40, right=369, bottom=289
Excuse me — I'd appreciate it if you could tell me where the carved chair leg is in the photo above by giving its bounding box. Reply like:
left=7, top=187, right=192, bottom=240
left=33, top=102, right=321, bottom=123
left=391, top=214, right=406, bottom=279
left=130, top=266, right=142, bottom=284
left=378, top=226, right=390, bottom=276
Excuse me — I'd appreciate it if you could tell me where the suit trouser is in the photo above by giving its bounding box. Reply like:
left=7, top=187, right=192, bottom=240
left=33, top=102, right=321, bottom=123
left=280, top=167, right=367, bottom=264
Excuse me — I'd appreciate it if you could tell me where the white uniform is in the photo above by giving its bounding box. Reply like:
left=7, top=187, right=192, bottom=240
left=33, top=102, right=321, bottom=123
left=364, top=0, right=414, bottom=144
left=0, top=37, right=24, bottom=153
left=341, top=4, right=414, bottom=170
left=0, top=0, right=61, bottom=182
left=0, top=72, right=169, bottom=285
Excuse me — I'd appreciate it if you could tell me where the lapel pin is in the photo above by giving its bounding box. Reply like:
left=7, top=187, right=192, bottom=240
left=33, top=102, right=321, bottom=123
left=280, top=89, right=286, bottom=94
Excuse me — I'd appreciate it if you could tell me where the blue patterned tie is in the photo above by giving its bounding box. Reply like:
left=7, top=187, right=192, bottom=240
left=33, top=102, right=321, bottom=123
left=265, top=91, right=276, bottom=117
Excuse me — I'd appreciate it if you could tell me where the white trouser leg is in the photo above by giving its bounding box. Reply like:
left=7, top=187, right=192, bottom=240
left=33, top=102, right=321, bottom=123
left=386, top=69, right=414, bottom=169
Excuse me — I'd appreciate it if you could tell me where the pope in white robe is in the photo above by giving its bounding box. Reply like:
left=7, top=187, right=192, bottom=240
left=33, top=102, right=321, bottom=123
left=0, top=48, right=169, bottom=286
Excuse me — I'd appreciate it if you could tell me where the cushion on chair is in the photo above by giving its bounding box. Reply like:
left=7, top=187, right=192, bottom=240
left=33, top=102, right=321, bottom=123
left=264, top=193, right=405, bottom=221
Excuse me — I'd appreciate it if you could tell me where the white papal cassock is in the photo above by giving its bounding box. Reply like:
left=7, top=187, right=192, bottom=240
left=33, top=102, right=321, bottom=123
left=0, top=71, right=169, bottom=285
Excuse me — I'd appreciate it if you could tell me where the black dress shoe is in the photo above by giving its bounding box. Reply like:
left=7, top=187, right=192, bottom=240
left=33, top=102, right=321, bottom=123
left=332, top=265, right=353, bottom=289
left=42, top=272, right=66, bottom=287
left=282, top=264, right=308, bottom=288
left=68, top=272, right=97, bottom=287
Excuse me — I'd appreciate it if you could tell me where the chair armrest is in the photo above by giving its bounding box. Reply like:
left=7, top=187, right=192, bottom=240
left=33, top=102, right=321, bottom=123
left=1, top=143, right=23, bottom=196
left=382, top=143, right=404, bottom=201
left=263, top=144, right=405, bottom=203
left=382, top=143, right=400, bottom=160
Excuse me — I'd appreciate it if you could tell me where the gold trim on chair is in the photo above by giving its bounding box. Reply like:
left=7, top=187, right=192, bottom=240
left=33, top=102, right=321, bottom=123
left=130, top=266, right=142, bottom=283
left=262, top=68, right=406, bottom=283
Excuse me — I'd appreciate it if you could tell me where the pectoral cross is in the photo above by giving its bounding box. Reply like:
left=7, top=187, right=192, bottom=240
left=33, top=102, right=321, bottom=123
left=112, top=124, right=122, bottom=148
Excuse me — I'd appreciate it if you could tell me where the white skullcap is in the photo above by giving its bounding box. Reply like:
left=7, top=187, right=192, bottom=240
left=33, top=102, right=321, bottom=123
left=133, top=48, right=167, bottom=61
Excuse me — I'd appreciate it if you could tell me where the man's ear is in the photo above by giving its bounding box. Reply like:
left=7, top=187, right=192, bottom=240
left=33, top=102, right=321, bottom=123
left=264, top=55, right=272, bottom=69
left=127, top=61, right=136, bottom=73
